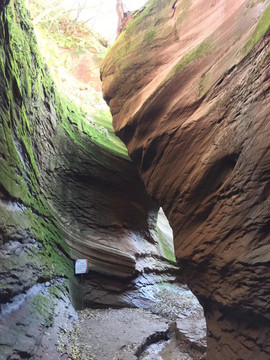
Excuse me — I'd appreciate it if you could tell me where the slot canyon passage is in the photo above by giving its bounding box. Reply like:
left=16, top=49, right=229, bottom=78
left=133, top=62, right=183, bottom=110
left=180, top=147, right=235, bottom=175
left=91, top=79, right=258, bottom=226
left=0, top=0, right=270, bottom=359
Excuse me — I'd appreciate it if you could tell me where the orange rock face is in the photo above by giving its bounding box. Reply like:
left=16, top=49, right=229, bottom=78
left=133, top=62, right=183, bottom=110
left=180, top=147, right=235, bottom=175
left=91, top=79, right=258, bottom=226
left=101, top=0, right=270, bottom=358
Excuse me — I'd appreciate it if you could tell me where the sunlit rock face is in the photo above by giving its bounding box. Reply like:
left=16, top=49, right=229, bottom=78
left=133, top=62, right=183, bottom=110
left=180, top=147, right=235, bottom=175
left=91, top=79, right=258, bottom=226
left=101, top=0, right=270, bottom=358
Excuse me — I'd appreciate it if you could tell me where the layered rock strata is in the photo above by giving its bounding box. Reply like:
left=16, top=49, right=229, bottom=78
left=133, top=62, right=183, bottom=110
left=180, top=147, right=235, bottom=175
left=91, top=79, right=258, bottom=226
left=0, top=1, right=176, bottom=358
left=101, top=0, right=270, bottom=358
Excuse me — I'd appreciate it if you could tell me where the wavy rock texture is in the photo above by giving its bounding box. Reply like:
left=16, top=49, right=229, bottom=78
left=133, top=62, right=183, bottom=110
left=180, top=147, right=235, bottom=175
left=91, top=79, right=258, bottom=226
left=0, top=1, right=176, bottom=358
left=101, top=0, right=270, bottom=358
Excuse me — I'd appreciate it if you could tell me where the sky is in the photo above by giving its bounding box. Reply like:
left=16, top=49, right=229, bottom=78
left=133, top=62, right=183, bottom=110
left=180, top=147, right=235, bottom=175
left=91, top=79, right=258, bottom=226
left=122, top=0, right=148, bottom=11
left=62, top=0, right=148, bottom=43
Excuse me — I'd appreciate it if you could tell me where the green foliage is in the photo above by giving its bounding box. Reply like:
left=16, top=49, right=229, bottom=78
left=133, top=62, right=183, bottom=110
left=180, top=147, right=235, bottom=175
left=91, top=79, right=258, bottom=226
left=25, top=0, right=108, bottom=50
left=24, top=0, right=129, bottom=160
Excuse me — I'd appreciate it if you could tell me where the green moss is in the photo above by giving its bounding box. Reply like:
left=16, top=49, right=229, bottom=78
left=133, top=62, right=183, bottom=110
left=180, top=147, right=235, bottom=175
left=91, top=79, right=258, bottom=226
left=243, top=3, right=270, bottom=56
left=31, top=294, right=54, bottom=326
left=49, top=285, right=62, bottom=299
left=246, top=0, right=267, bottom=10
left=126, top=0, right=157, bottom=34
left=0, top=0, right=50, bottom=212
left=199, top=71, right=209, bottom=97
left=143, top=29, right=157, bottom=43
left=163, top=242, right=176, bottom=262
left=258, top=47, right=270, bottom=67
left=0, top=0, right=130, bottom=308
left=0, top=0, right=79, bottom=298
left=157, top=227, right=176, bottom=263
left=170, top=39, right=212, bottom=76
left=58, top=96, right=130, bottom=160
left=102, top=0, right=169, bottom=76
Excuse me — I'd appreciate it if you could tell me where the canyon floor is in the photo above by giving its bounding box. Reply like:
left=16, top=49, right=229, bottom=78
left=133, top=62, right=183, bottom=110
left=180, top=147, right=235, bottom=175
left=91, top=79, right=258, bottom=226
left=51, top=284, right=206, bottom=360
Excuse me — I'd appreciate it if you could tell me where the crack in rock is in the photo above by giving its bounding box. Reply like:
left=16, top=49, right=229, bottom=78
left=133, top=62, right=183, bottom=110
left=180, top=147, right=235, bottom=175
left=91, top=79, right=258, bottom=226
left=135, top=327, right=170, bottom=357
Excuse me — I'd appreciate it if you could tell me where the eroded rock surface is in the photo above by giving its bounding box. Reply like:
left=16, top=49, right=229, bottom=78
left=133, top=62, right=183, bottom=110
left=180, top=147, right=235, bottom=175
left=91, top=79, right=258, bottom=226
left=0, top=1, right=177, bottom=358
left=101, top=0, right=270, bottom=358
left=0, top=280, right=78, bottom=360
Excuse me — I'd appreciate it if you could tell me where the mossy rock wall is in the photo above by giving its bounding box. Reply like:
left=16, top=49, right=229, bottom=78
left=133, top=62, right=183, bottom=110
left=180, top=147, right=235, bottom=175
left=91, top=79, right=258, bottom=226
left=0, top=0, right=75, bottom=301
left=0, top=1, right=178, bottom=357
left=1, top=0, right=173, bottom=299
left=0, top=0, right=177, bottom=315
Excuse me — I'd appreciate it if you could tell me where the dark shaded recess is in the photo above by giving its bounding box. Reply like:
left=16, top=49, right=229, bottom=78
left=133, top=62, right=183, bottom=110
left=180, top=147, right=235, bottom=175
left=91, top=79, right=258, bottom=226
left=181, top=259, right=270, bottom=328
left=259, top=181, right=270, bottom=202
left=141, top=137, right=160, bottom=172
left=0, top=72, right=9, bottom=111
left=116, top=120, right=137, bottom=145
left=138, top=104, right=166, bottom=133
left=130, top=146, right=143, bottom=167
left=4, top=16, right=9, bottom=45
left=194, top=153, right=239, bottom=202
left=193, top=154, right=239, bottom=221
left=67, top=172, right=127, bottom=193
left=0, top=227, right=8, bottom=246
left=218, top=260, right=235, bottom=277
left=216, top=65, right=237, bottom=87
left=201, top=296, right=270, bottom=328
left=0, top=182, right=13, bottom=200
left=259, top=220, right=270, bottom=235
left=175, top=153, right=239, bottom=240
left=7, top=351, right=31, bottom=360
left=0, top=0, right=10, bottom=12
left=135, top=329, right=170, bottom=357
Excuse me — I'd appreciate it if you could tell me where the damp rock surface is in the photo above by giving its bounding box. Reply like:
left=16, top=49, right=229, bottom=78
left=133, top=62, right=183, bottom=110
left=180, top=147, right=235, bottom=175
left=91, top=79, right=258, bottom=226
left=64, top=283, right=206, bottom=360
left=66, top=307, right=205, bottom=360
left=0, top=280, right=78, bottom=360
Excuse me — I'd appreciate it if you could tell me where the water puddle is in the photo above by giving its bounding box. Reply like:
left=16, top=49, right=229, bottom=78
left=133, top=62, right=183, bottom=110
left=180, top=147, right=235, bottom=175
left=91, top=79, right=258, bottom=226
left=139, top=340, right=167, bottom=359
left=140, top=338, right=195, bottom=360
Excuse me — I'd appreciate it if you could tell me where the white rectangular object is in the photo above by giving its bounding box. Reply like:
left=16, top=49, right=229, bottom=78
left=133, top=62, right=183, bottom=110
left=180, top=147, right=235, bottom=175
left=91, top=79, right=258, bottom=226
left=75, top=259, right=88, bottom=274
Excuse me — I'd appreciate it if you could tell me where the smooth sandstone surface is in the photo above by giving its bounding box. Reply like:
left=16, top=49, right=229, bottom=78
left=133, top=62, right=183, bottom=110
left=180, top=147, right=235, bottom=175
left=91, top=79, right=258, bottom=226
left=101, top=0, right=270, bottom=358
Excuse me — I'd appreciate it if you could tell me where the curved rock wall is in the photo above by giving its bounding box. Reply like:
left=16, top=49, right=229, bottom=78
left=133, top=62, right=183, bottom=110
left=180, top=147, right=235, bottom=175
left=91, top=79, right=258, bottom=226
left=0, top=0, right=164, bottom=296
left=0, top=1, right=176, bottom=358
left=101, top=0, right=270, bottom=358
